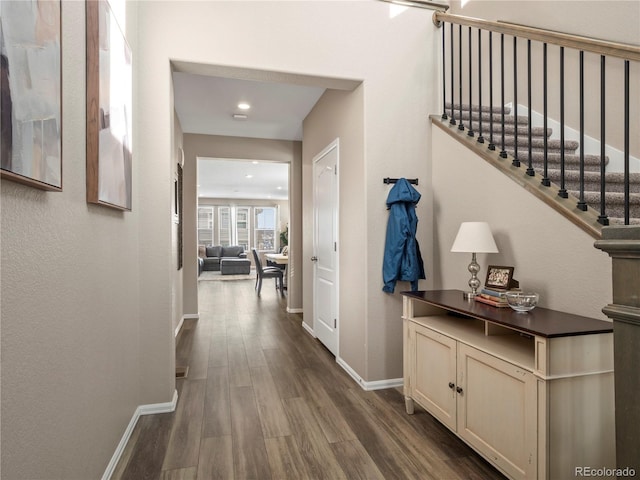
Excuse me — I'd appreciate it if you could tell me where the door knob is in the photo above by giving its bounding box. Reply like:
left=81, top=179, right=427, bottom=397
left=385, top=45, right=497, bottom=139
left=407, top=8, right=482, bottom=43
left=456, top=386, right=463, bottom=395
left=448, top=382, right=455, bottom=390
left=311, top=256, right=318, bottom=262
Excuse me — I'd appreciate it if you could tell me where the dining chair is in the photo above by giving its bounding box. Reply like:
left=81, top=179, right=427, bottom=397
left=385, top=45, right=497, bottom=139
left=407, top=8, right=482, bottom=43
left=251, top=248, right=284, bottom=297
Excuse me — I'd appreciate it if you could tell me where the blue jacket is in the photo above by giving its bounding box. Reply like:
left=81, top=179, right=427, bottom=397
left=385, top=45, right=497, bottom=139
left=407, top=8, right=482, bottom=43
left=382, top=178, right=425, bottom=293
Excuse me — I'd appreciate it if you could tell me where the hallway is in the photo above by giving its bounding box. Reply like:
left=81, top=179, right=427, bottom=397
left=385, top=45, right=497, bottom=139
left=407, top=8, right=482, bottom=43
left=113, top=278, right=505, bottom=479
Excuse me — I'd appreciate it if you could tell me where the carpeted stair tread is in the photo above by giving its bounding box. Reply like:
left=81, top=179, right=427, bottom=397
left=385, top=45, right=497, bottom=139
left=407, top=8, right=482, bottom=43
left=449, top=103, right=640, bottom=223
left=445, top=102, right=507, bottom=114
left=568, top=190, right=640, bottom=205
left=501, top=136, right=579, bottom=152
left=467, top=121, right=551, bottom=138
left=541, top=169, right=640, bottom=194
left=454, top=111, right=530, bottom=125
left=506, top=151, right=608, bottom=170
left=609, top=217, right=640, bottom=225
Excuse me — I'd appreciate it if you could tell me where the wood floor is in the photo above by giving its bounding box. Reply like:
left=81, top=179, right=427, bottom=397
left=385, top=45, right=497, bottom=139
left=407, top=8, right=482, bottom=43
left=112, top=278, right=506, bottom=480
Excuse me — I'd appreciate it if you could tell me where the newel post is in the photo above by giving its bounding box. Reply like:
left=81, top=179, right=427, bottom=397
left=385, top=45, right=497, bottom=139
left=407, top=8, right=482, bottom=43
left=595, top=226, right=640, bottom=473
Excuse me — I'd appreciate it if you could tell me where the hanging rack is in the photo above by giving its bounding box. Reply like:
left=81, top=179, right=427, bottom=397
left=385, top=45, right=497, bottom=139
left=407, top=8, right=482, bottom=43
left=383, top=177, right=419, bottom=186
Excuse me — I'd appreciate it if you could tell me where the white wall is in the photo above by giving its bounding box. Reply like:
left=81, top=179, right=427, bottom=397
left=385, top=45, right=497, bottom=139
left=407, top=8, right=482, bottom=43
left=432, top=126, right=612, bottom=319
left=137, top=1, right=440, bottom=384
left=303, top=87, right=366, bottom=376
left=0, top=2, right=152, bottom=478
left=447, top=0, right=640, bottom=161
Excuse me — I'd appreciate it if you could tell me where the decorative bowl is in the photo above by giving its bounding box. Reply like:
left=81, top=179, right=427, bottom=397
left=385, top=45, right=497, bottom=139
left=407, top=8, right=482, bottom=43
left=505, top=292, right=539, bottom=313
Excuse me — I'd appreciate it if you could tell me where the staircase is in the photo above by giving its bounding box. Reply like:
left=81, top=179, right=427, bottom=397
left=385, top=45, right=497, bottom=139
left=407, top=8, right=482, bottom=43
left=445, top=103, right=640, bottom=226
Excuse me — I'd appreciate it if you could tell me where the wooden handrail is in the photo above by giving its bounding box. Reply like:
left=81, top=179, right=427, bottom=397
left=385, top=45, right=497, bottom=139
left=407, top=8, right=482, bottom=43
left=433, top=12, right=640, bottom=62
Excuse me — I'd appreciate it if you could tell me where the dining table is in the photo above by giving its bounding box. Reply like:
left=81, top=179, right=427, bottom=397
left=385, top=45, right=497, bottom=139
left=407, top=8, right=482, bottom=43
left=264, top=253, right=288, bottom=288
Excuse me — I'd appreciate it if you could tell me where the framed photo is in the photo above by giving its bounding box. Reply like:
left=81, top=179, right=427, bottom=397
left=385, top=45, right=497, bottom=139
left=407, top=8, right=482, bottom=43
left=86, top=0, right=132, bottom=210
left=1, top=0, right=62, bottom=191
left=485, top=265, right=515, bottom=290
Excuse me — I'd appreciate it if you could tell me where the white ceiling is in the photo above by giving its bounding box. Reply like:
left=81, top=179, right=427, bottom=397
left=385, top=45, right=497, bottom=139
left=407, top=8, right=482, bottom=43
left=173, top=73, right=325, bottom=141
left=197, top=158, right=289, bottom=200
left=173, top=73, right=325, bottom=200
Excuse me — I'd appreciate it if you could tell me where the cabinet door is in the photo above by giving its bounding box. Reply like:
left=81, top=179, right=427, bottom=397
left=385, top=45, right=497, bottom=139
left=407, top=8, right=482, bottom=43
left=410, top=323, right=457, bottom=431
left=457, top=343, right=537, bottom=480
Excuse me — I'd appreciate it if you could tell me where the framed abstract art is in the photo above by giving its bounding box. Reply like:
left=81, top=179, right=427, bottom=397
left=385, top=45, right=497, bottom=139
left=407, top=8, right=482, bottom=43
left=0, top=0, right=63, bottom=191
left=86, top=0, right=132, bottom=210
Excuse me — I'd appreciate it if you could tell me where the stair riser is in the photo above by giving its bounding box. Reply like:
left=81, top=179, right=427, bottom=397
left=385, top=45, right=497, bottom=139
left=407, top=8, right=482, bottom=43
left=502, top=139, right=578, bottom=153
left=508, top=158, right=606, bottom=172
left=584, top=203, right=640, bottom=219
left=467, top=122, right=551, bottom=138
left=555, top=179, right=636, bottom=194
left=452, top=111, right=529, bottom=125
left=443, top=104, right=640, bottom=223
left=445, top=103, right=507, bottom=115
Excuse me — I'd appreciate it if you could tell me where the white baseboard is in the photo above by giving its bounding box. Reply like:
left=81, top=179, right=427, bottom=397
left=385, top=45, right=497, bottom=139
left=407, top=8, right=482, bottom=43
left=287, top=307, right=303, bottom=313
left=301, top=321, right=315, bottom=337
left=175, top=314, right=199, bottom=337
left=102, top=390, right=178, bottom=480
left=174, top=318, right=184, bottom=338
left=336, top=357, right=403, bottom=391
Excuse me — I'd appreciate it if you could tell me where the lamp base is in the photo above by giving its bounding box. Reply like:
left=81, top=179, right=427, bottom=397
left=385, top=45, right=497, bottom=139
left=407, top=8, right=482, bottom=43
left=463, top=291, right=478, bottom=300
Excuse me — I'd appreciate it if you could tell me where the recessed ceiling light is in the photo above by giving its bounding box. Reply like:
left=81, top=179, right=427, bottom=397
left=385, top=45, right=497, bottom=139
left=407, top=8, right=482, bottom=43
left=276, top=186, right=282, bottom=190
left=232, top=114, right=247, bottom=120
left=252, top=161, right=259, bottom=165
left=237, top=102, right=251, bottom=110
left=245, top=174, right=253, bottom=179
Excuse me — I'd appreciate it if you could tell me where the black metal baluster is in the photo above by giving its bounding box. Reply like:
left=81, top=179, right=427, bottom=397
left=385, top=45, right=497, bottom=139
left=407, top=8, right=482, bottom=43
left=489, top=32, right=495, bottom=151
left=468, top=27, right=475, bottom=137
left=478, top=29, right=485, bottom=144
left=442, top=22, right=448, bottom=120
left=459, top=25, right=464, bottom=131
left=624, top=60, right=630, bottom=225
left=526, top=39, right=534, bottom=175
left=598, top=55, right=609, bottom=225
left=558, top=47, right=568, bottom=198
left=541, top=43, right=551, bottom=186
left=500, top=34, right=508, bottom=158
left=450, top=23, right=456, bottom=125
left=577, top=51, right=588, bottom=211
left=513, top=37, right=520, bottom=166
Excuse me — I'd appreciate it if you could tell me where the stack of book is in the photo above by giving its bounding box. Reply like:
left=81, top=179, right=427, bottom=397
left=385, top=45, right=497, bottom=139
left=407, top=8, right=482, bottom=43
left=475, top=288, right=510, bottom=308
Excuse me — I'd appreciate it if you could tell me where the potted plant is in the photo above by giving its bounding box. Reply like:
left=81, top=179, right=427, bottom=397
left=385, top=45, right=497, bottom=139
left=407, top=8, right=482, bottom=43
left=280, top=225, right=288, bottom=249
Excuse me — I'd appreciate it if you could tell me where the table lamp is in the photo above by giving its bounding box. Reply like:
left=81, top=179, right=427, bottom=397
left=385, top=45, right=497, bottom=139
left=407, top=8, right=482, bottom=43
left=451, top=222, right=499, bottom=299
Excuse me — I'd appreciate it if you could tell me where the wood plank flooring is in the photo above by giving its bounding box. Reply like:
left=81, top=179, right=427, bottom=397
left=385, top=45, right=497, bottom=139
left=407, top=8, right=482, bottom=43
left=112, top=278, right=506, bottom=480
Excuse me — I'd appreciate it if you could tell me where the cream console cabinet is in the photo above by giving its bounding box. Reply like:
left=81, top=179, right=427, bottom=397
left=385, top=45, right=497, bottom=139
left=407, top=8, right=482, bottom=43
left=401, top=290, right=615, bottom=480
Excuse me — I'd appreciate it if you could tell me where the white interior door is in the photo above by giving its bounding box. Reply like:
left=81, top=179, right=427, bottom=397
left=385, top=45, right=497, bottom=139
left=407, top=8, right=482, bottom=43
left=313, top=140, right=338, bottom=356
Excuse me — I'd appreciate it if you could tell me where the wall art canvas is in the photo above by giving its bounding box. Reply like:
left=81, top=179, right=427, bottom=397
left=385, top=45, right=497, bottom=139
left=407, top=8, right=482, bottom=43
left=86, top=0, right=132, bottom=210
left=0, top=0, right=62, bottom=191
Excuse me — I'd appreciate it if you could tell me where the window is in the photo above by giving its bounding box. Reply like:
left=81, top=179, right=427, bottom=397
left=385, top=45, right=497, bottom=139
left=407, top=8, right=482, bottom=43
left=235, top=207, right=250, bottom=251
left=197, top=206, right=214, bottom=246
left=218, top=207, right=231, bottom=246
left=198, top=204, right=280, bottom=251
left=254, top=207, right=277, bottom=251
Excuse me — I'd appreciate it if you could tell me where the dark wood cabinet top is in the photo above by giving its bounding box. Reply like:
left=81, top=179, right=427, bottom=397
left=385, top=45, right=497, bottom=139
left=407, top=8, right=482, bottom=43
left=401, top=290, right=613, bottom=338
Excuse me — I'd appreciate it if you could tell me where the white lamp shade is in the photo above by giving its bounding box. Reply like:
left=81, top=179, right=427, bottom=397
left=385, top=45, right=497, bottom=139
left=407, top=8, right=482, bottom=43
left=450, top=222, right=499, bottom=253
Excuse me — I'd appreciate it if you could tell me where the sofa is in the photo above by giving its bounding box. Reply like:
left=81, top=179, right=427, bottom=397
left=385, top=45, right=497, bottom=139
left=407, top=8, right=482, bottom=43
left=202, top=245, right=247, bottom=272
